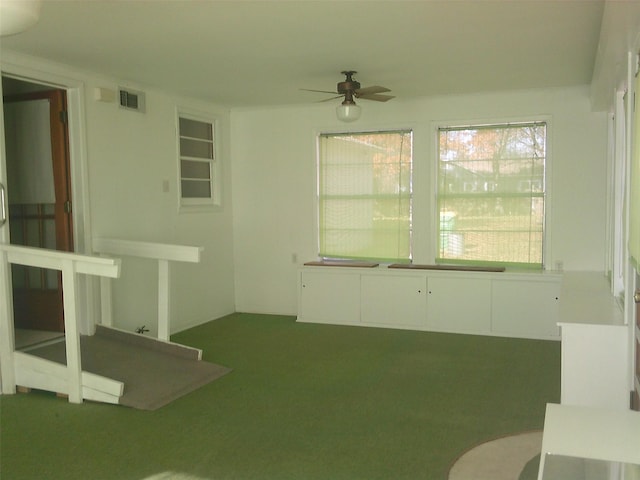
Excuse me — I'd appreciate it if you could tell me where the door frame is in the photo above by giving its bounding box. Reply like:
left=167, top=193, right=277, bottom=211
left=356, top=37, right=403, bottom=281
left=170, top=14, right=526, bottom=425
left=5, top=89, right=74, bottom=332
left=0, top=57, right=96, bottom=337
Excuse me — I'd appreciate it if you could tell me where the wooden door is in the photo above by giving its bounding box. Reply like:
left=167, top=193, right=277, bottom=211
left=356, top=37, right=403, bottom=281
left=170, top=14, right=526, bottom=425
left=3, top=89, right=73, bottom=332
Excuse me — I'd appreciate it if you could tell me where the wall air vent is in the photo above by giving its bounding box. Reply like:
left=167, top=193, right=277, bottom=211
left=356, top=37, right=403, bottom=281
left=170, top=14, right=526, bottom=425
left=118, top=87, right=145, bottom=113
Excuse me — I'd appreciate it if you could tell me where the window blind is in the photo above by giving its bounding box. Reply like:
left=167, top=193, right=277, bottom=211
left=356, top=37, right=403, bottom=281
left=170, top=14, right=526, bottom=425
left=629, top=75, right=640, bottom=264
left=437, top=123, right=546, bottom=268
left=318, top=130, right=413, bottom=263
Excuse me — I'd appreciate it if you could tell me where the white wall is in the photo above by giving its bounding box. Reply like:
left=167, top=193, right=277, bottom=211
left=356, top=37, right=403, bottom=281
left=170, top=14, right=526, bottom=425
left=231, top=86, right=608, bottom=316
left=0, top=54, right=611, bottom=326
left=85, top=81, right=236, bottom=335
left=1, top=54, right=236, bottom=336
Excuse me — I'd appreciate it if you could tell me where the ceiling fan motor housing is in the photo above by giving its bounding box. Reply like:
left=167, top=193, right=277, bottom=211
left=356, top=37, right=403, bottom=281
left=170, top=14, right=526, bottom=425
left=337, top=79, right=361, bottom=94
left=337, top=70, right=360, bottom=98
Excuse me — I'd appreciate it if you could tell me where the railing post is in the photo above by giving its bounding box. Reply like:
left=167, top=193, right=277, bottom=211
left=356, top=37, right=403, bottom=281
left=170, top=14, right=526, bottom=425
left=0, top=249, right=16, bottom=394
left=62, top=259, right=83, bottom=404
left=92, top=238, right=202, bottom=341
left=157, top=259, right=170, bottom=341
left=99, top=275, right=113, bottom=328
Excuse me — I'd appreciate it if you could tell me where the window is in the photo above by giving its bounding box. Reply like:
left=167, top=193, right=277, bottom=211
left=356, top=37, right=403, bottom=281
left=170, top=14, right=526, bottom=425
left=437, top=122, right=546, bottom=268
left=177, top=112, right=218, bottom=208
left=318, top=130, right=413, bottom=263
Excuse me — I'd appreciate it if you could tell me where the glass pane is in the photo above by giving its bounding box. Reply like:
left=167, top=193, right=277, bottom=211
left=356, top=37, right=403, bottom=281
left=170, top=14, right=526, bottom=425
left=179, top=117, right=212, bottom=140
left=180, top=138, right=213, bottom=159
left=181, top=179, right=212, bottom=198
left=181, top=160, right=211, bottom=179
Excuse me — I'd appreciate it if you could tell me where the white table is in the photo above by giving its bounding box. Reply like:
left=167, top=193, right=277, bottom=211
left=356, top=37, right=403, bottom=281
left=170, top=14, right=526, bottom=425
left=537, top=403, right=640, bottom=480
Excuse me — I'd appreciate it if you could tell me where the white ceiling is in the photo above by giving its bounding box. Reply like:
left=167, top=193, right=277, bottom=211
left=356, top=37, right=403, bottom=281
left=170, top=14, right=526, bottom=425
left=0, top=0, right=605, bottom=108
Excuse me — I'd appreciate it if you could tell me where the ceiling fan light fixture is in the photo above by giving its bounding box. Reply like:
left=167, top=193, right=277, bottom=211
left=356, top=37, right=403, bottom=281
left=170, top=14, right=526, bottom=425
left=0, top=0, right=41, bottom=36
left=336, top=100, right=361, bottom=122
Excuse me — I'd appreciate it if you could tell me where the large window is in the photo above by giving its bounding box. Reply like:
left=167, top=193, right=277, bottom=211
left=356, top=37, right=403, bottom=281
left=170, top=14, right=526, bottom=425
left=318, top=130, right=413, bottom=263
left=177, top=111, right=219, bottom=208
left=437, top=122, right=546, bottom=268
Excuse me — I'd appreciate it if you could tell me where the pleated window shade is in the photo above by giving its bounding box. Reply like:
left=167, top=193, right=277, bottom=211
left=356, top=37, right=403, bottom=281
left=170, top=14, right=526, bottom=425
left=318, top=130, right=413, bottom=263
left=629, top=74, right=640, bottom=265
left=437, top=123, right=546, bottom=268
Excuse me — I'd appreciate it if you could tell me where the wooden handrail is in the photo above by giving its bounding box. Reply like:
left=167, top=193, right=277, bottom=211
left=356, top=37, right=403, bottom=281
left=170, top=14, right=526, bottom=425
left=91, top=238, right=203, bottom=341
left=92, top=237, right=202, bottom=263
left=2, top=243, right=121, bottom=277
left=0, top=244, right=120, bottom=404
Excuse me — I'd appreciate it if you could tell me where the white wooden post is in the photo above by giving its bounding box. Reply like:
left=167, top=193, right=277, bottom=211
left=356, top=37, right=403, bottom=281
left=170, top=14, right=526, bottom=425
left=0, top=244, right=120, bottom=403
left=157, top=259, right=170, bottom=341
left=61, top=259, right=83, bottom=403
left=92, top=238, right=202, bottom=341
left=99, top=275, right=113, bottom=327
left=0, top=249, right=16, bottom=394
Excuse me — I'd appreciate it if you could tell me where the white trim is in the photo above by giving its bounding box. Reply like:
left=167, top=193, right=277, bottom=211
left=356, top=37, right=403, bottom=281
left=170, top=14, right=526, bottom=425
left=431, top=115, right=553, bottom=269
left=175, top=107, right=221, bottom=213
left=611, top=90, right=627, bottom=298
left=0, top=57, right=96, bottom=333
left=315, top=129, right=415, bottom=262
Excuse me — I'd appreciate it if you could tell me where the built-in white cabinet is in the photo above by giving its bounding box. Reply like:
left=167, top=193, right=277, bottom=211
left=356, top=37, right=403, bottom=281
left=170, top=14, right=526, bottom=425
left=426, top=276, right=492, bottom=333
left=556, top=272, right=628, bottom=410
left=297, top=265, right=563, bottom=340
left=559, top=323, right=629, bottom=409
left=492, top=279, right=560, bottom=338
left=361, top=274, right=427, bottom=328
left=299, top=269, right=361, bottom=325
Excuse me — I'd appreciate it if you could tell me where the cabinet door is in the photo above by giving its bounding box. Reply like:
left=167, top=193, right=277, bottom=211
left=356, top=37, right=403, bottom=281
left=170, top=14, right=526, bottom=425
left=361, top=274, right=426, bottom=328
left=560, top=323, right=629, bottom=409
left=491, top=279, right=560, bottom=338
left=426, top=276, right=491, bottom=333
left=298, top=270, right=360, bottom=325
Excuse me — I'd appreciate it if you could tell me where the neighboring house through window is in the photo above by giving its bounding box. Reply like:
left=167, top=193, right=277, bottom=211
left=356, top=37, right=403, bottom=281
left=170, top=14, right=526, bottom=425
left=317, top=130, right=413, bottom=263
left=437, top=122, right=547, bottom=268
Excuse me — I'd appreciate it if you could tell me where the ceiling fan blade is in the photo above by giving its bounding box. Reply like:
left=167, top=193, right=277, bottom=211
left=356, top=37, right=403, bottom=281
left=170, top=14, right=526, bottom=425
left=355, top=85, right=391, bottom=96
left=319, top=95, right=343, bottom=103
left=301, top=88, right=339, bottom=95
left=358, top=93, right=395, bottom=102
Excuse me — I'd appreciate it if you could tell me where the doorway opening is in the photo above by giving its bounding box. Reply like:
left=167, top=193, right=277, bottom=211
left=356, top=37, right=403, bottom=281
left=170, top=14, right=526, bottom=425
left=2, top=76, right=74, bottom=349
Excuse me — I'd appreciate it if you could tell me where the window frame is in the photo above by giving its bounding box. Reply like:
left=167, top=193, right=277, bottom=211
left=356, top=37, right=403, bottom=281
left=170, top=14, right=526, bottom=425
left=433, top=118, right=552, bottom=270
left=176, top=109, right=221, bottom=212
left=316, top=128, right=414, bottom=264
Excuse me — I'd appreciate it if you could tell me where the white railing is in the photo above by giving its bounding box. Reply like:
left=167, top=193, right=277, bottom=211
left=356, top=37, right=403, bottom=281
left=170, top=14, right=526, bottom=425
left=0, top=244, right=121, bottom=403
left=92, top=238, right=203, bottom=341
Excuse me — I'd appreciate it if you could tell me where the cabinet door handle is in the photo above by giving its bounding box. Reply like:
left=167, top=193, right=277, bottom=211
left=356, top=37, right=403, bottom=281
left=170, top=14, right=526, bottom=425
left=634, top=290, right=640, bottom=304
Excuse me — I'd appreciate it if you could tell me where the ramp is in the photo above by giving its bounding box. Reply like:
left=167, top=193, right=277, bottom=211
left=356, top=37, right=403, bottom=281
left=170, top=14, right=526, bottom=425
left=22, top=326, right=231, bottom=410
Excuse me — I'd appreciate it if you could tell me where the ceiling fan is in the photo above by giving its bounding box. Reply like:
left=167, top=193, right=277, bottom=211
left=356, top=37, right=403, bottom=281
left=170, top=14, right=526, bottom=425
left=303, top=71, right=394, bottom=122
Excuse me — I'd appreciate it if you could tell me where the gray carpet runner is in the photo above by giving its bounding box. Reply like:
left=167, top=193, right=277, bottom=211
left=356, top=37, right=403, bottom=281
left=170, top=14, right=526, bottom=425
left=27, top=326, right=231, bottom=410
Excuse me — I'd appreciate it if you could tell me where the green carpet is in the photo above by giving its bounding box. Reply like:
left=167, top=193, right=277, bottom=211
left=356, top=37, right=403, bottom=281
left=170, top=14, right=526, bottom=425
left=0, top=313, right=560, bottom=479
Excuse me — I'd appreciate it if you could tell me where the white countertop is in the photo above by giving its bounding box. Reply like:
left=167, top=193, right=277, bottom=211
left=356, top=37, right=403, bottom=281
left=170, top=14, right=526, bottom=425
left=558, top=271, right=624, bottom=326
